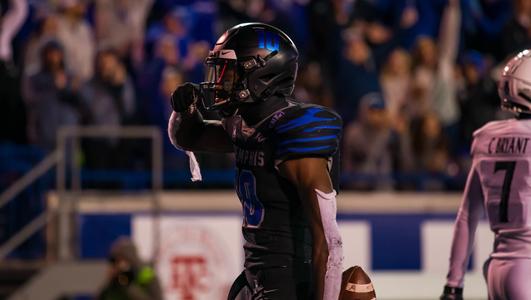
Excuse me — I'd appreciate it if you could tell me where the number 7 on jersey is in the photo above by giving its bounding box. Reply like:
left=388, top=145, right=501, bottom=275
left=494, top=161, right=516, bottom=223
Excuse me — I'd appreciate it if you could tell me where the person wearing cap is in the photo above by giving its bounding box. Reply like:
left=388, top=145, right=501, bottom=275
left=24, top=39, right=81, bottom=150
left=342, top=92, right=413, bottom=190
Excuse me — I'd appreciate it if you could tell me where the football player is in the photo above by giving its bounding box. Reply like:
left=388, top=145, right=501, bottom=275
left=441, top=49, right=531, bottom=300
left=168, top=23, right=345, bottom=299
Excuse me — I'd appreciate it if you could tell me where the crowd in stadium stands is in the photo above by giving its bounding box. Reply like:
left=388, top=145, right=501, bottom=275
left=1, top=0, right=531, bottom=191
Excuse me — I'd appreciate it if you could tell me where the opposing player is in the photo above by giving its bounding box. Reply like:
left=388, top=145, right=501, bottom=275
left=168, top=23, right=346, bottom=299
left=441, top=49, right=531, bottom=300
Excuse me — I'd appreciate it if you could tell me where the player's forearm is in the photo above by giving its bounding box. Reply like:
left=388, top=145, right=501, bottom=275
left=168, top=108, right=205, bottom=151
left=168, top=109, right=234, bottom=153
left=446, top=169, right=483, bottom=288
left=296, top=185, right=329, bottom=299
left=279, top=159, right=343, bottom=299
left=302, top=187, right=343, bottom=300
left=311, top=235, right=329, bottom=300
left=446, top=214, right=478, bottom=287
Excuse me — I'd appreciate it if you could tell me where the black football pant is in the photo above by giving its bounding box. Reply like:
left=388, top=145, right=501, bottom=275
left=227, top=265, right=312, bottom=300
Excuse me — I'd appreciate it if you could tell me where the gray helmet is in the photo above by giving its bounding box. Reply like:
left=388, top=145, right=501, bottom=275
left=200, top=22, right=299, bottom=111
left=499, top=49, right=531, bottom=115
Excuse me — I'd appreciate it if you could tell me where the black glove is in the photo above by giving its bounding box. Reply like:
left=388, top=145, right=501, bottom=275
left=171, top=82, right=200, bottom=112
left=440, top=285, right=463, bottom=300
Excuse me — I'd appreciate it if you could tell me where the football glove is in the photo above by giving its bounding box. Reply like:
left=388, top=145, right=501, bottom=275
left=171, top=82, right=200, bottom=112
left=440, top=285, right=463, bottom=300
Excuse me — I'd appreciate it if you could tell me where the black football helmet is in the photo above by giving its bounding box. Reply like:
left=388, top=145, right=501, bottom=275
left=200, top=22, right=299, bottom=111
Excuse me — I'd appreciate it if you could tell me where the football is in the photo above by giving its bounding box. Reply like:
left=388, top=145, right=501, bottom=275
left=339, top=266, right=377, bottom=300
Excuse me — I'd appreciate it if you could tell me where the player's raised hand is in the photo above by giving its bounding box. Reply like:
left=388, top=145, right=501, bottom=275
left=171, top=82, right=200, bottom=112
left=440, top=285, right=463, bottom=300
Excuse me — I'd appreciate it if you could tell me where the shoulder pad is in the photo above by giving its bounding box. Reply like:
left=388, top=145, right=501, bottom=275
left=273, top=105, right=342, bottom=163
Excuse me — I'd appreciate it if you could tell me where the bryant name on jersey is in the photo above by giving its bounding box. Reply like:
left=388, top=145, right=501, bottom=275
left=487, top=136, right=530, bottom=155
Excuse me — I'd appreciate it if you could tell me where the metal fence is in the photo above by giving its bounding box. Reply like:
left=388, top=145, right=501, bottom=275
left=0, top=126, right=162, bottom=261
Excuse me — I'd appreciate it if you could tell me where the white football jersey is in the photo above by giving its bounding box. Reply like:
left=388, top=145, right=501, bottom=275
left=446, top=119, right=531, bottom=287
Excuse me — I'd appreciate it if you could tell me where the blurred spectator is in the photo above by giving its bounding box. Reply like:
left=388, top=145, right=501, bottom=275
left=146, top=66, right=184, bottom=147
left=182, top=40, right=209, bottom=83
left=24, top=40, right=81, bottom=150
left=342, top=93, right=412, bottom=190
left=138, top=34, right=180, bottom=113
left=501, top=0, right=531, bottom=59
left=411, top=0, right=461, bottom=152
left=351, top=0, right=445, bottom=49
left=23, top=14, right=60, bottom=76
left=411, top=36, right=436, bottom=117
left=294, top=61, right=334, bottom=107
left=334, top=29, right=381, bottom=124
left=147, top=65, right=182, bottom=131
left=145, top=6, right=191, bottom=60
left=146, top=65, right=186, bottom=169
left=410, top=112, right=449, bottom=177
left=217, top=0, right=276, bottom=30
left=81, top=49, right=136, bottom=127
left=97, top=237, right=163, bottom=300
left=458, top=50, right=500, bottom=148
left=461, top=0, right=512, bottom=59
left=55, top=0, right=95, bottom=82
left=94, top=0, right=153, bottom=67
left=80, top=49, right=136, bottom=168
left=380, top=48, right=412, bottom=122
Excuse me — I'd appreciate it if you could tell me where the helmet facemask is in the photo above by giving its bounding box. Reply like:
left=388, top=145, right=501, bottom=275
left=200, top=47, right=285, bottom=113
left=498, top=49, right=531, bottom=116
left=200, top=50, right=241, bottom=111
left=499, top=75, right=531, bottom=115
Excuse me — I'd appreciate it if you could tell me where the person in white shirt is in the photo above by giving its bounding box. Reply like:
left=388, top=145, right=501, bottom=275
left=56, top=0, right=95, bottom=82
left=441, top=49, right=531, bottom=300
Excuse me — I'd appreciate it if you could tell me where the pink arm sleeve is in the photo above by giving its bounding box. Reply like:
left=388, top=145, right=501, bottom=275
left=0, top=0, right=28, bottom=61
left=446, top=165, right=485, bottom=287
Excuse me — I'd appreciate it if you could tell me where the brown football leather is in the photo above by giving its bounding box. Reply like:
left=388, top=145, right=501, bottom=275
left=339, top=266, right=377, bottom=300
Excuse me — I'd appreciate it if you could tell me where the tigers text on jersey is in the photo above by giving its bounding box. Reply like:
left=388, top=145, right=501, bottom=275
left=221, top=101, right=342, bottom=270
left=446, top=119, right=531, bottom=287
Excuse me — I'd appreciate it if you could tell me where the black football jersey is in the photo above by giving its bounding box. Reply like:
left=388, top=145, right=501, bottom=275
left=222, top=100, right=342, bottom=271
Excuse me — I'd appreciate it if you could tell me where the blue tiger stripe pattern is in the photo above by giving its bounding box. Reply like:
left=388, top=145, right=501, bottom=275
left=278, top=135, right=338, bottom=146
left=276, top=107, right=337, bottom=133
left=273, top=105, right=342, bottom=162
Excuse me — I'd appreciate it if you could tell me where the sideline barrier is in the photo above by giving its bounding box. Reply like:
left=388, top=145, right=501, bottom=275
left=44, top=191, right=490, bottom=300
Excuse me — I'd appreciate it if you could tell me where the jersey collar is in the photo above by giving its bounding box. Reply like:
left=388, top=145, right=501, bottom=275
left=238, top=96, right=290, bottom=127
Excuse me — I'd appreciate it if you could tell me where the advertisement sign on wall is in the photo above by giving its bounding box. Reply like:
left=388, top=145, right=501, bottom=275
left=133, top=215, right=243, bottom=300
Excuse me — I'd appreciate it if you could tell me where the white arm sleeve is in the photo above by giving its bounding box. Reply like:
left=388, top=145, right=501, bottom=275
left=446, top=165, right=484, bottom=287
left=315, top=188, right=343, bottom=300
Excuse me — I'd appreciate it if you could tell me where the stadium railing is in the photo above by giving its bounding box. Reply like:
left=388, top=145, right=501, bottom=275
left=0, top=126, right=163, bottom=262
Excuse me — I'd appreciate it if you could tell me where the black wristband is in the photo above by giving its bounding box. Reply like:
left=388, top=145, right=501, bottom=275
left=444, top=285, right=463, bottom=295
